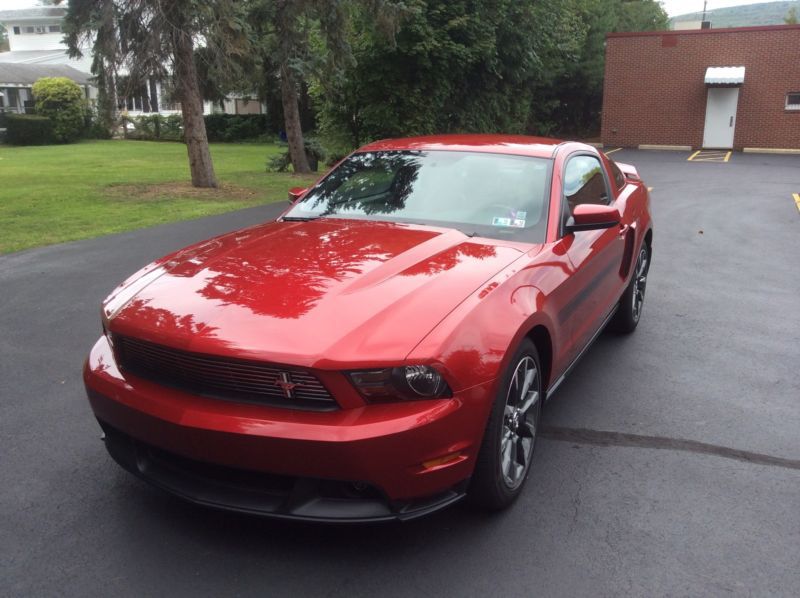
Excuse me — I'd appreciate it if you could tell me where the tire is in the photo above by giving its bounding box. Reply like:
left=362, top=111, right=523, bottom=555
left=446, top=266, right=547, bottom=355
left=469, top=339, right=543, bottom=510
left=610, top=241, right=651, bottom=334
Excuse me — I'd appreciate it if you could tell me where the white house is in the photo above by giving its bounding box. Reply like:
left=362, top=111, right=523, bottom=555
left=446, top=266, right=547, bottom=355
left=0, top=6, right=264, bottom=117
left=0, top=7, right=93, bottom=72
left=0, top=62, right=94, bottom=114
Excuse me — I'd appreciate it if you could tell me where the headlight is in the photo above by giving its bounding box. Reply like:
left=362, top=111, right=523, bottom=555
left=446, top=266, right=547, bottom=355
left=348, top=366, right=451, bottom=402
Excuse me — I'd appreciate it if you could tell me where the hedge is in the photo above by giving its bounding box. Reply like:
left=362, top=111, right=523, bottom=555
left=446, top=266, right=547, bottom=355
left=126, top=114, right=184, bottom=141
left=4, top=114, right=55, bottom=145
left=204, top=114, right=270, bottom=142
left=119, top=113, right=271, bottom=142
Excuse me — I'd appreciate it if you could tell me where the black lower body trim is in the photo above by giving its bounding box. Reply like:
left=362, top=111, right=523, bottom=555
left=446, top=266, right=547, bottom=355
left=546, top=305, right=618, bottom=400
left=99, top=421, right=466, bottom=523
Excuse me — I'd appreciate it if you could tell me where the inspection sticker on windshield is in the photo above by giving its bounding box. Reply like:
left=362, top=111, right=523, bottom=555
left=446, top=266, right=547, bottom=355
left=492, top=212, right=526, bottom=228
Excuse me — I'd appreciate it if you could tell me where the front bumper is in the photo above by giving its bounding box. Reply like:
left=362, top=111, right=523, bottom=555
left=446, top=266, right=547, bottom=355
left=84, top=336, right=493, bottom=521
left=99, top=419, right=467, bottom=522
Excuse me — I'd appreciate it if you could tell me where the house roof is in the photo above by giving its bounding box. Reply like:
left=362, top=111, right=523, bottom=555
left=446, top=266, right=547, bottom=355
left=0, top=50, right=74, bottom=64
left=0, top=7, right=67, bottom=22
left=0, top=63, right=93, bottom=86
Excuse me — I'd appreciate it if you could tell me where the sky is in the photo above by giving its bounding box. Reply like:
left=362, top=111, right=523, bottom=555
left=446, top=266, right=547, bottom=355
left=0, top=0, right=792, bottom=18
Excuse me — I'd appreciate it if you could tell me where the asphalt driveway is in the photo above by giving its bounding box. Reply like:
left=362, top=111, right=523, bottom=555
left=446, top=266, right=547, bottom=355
left=1, top=150, right=798, bottom=596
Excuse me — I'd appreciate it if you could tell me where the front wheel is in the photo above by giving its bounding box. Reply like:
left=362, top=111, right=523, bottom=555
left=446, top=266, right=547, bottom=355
left=469, top=339, right=543, bottom=510
left=610, top=241, right=651, bottom=333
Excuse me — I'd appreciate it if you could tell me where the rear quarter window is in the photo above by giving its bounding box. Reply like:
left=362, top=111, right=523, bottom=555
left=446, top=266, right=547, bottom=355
left=609, top=160, right=625, bottom=190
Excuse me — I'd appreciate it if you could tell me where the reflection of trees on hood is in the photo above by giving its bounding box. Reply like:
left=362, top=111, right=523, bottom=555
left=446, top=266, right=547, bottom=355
left=401, top=243, right=497, bottom=277
left=198, top=221, right=435, bottom=320
left=118, top=298, right=223, bottom=344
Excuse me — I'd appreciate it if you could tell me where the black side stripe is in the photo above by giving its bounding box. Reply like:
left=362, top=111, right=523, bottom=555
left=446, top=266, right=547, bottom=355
left=557, top=258, right=620, bottom=325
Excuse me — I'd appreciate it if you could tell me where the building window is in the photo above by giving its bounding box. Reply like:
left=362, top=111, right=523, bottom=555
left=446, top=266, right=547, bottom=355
left=786, top=92, right=800, bottom=111
left=13, top=26, right=21, bottom=35
left=25, top=26, right=35, bottom=33
left=49, top=25, right=61, bottom=33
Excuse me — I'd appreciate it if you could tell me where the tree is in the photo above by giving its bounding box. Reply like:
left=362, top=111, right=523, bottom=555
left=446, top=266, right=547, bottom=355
left=62, top=0, right=119, bottom=135
left=64, top=0, right=249, bottom=188
left=527, top=0, right=668, bottom=136
left=32, top=77, right=87, bottom=143
left=232, top=0, right=402, bottom=174
left=241, top=1, right=346, bottom=174
left=313, top=0, right=586, bottom=146
left=785, top=6, right=799, bottom=24
left=312, top=0, right=668, bottom=144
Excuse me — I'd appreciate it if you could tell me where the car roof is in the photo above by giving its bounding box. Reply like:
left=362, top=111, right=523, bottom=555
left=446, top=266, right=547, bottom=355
left=357, top=134, right=571, bottom=159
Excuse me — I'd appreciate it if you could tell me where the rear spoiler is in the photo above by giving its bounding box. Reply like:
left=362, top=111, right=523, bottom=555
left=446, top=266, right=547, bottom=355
left=615, top=161, right=641, bottom=182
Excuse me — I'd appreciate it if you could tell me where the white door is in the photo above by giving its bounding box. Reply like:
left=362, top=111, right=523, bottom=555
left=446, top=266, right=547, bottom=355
left=702, top=87, right=739, bottom=149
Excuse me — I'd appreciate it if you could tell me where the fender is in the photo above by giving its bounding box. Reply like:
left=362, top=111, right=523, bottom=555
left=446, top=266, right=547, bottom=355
left=406, top=262, right=562, bottom=397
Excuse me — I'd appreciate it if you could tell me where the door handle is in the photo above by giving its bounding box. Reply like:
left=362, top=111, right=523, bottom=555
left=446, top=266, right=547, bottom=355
left=619, top=224, right=629, bottom=237
left=729, top=116, right=734, bottom=127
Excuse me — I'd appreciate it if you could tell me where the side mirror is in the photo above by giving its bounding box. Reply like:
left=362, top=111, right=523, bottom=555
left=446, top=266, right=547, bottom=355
left=566, top=204, right=621, bottom=233
left=288, top=187, right=308, bottom=203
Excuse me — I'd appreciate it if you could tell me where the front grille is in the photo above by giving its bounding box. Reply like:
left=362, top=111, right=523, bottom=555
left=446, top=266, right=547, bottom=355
left=113, top=335, right=337, bottom=411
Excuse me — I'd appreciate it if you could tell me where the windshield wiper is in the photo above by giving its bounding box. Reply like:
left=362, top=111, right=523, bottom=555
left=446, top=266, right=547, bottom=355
left=282, top=215, right=322, bottom=222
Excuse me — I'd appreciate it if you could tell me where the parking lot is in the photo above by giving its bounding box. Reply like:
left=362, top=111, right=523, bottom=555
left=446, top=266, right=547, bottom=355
left=1, top=149, right=798, bottom=596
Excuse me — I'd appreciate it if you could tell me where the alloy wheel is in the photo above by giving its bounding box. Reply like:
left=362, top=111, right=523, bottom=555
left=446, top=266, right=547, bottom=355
left=632, top=247, right=648, bottom=322
left=500, top=356, right=540, bottom=489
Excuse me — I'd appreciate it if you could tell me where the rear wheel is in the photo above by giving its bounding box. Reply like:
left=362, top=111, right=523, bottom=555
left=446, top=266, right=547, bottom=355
left=469, top=339, right=542, bottom=510
left=610, top=241, right=651, bottom=333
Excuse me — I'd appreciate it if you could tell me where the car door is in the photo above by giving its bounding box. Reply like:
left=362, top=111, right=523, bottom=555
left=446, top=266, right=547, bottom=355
left=557, top=153, right=626, bottom=358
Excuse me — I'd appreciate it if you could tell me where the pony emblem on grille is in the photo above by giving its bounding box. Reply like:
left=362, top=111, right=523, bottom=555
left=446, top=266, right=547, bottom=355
left=274, top=372, right=301, bottom=399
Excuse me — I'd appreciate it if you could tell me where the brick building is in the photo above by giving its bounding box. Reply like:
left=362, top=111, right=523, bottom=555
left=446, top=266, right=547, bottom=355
left=601, top=25, right=800, bottom=151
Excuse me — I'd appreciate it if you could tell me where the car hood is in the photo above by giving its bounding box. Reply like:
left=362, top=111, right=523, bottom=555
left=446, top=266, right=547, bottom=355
left=105, top=219, right=532, bottom=367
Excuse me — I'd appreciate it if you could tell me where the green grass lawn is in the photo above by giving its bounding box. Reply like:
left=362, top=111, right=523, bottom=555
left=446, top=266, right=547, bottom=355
left=0, top=140, right=319, bottom=254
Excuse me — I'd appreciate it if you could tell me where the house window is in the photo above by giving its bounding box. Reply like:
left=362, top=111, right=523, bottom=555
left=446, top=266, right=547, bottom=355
left=25, top=26, right=35, bottom=33
left=786, top=92, right=800, bottom=111
left=49, top=25, right=61, bottom=33
left=13, top=26, right=21, bottom=35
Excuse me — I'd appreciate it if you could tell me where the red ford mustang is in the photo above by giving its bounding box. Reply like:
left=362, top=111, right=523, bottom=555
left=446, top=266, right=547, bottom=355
left=84, top=135, right=652, bottom=522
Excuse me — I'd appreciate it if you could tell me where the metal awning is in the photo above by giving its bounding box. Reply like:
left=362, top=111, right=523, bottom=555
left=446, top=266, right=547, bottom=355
left=704, top=66, right=745, bottom=85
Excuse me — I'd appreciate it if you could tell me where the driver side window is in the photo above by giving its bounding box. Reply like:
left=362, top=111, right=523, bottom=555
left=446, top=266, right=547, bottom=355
left=561, top=155, right=610, bottom=227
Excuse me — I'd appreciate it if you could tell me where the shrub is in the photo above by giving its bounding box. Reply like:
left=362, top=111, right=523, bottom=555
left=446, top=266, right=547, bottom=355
left=84, top=111, right=112, bottom=140
left=204, top=114, right=269, bottom=142
left=266, top=137, right=327, bottom=172
left=32, top=77, right=87, bottom=143
left=128, top=114, right=184, bottom=141
left=4, top=114, right=55, bottom=145
left=303, top=137, right=327, bottom=169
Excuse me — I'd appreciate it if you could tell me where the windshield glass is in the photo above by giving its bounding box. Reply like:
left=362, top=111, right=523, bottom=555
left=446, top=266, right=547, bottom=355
left=284, top=150, right=551, bottom=242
